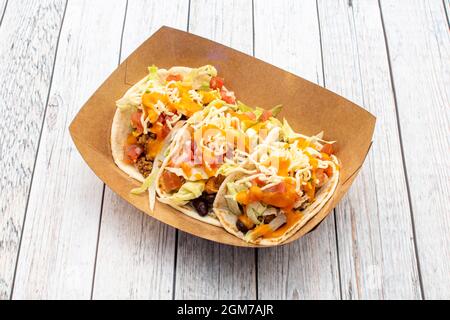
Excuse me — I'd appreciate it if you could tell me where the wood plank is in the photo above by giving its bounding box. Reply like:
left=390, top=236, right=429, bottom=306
left=174, top=0, right=256, bottom=300
left=380, top=0, right=450, bottom=299
left=92, top=0, right=189, bottom=300
left=254, top=0, right=341, bottom=300
left=0, top=0, right=7, bottom=26
left=445, top=0, right=450, bottom=25
left=0, top=0, right=67, bottom=300
left=11, top=0, right=126, bottom=299
left=318, top=0, right=421, bottom=299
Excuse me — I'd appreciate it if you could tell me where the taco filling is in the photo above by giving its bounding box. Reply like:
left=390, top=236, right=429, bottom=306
left=213, top=119, right=340, bottom=244
left=155, top=102, right=286, bottom=225
left=111, top=64, right=340, bottom=244
left=114, top=65, right=236, bottom=178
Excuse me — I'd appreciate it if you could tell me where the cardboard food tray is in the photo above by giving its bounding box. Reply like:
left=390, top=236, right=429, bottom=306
left=69, top=26, right=376, bottom=247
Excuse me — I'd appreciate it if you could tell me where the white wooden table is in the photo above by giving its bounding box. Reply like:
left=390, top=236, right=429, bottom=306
left=0, top=0, right=449, bottom=300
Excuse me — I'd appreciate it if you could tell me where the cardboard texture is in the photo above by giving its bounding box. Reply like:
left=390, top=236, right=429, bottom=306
left=69, top=26, right=376, bottom=247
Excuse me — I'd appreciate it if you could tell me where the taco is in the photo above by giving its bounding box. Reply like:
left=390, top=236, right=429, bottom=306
left=154, top=101, right=285, bottom=226
left=111, top=65, right=236, bottom=209
left=213, top=121, right=340, bottom=245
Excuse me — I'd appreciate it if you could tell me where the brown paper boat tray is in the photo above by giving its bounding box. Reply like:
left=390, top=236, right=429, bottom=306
left=69, top=27, right=376, bottom=247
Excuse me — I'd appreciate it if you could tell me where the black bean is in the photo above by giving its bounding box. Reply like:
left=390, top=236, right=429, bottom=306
left=263, top=215, right=276, bottom=224
left=236, top=220, right=249, bottom=233
left=149, top=132, right=157, bottom=140
left=203, top=193, right=216, bottom=206
left=192, top=198, right=208, bottom=217
left=147, top=122, right=153, bottom=129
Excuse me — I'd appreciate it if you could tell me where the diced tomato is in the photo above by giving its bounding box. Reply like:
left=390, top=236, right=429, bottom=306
left=161, top=123, right=171, bottom=139
left=210, top=76, right=224, bottom=90
left=252, top=177, right=265, bottom=187
left=166, top=74, right=183, bottom=82
left=125, top=144, right=144, bottom=163
left=190, top=140, right=195, bottom=154
left=315, top=169, right=327, bottom=187
left=265, top=182, right=286, bottom=193
left=321, top=143, right=334, bottom=155
left=153, top=113, right=170, bottom=139
left=160, top=170, right=184, bottom=193
left=156, top=113, right=166, bottom=124
left=131, top=111, right=144, bottom=133
left=150, top=121, right=171, bottom=141
left=325, top=165, right=333, bottom=178
left=220, top=89, right=236, bottom=104
left=260, top=110, right=272, bottom=122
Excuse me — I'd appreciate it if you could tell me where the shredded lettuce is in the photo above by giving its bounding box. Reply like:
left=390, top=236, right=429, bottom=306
left=148, top=65, right=159, bottom=79
left=183, top=65, right=217, bottom=89
left=269, top=117, right=282, bottom=128
left=224, top=182, right=247, bottom=215
left=216, top=163, right=238, bottom=176
left=226, top=182, right=247, bottom=196
left=253, top=107, right=264, bottom=120
left=116, top=81, right=146, bottom=111
left=247, top=201, right=266, bottom=224
left=131, top=173, right=156, bottom=195
left=116, top=65, right=161, bottom=111
left=198, top=83, right=212, bottom=91
left=168, top=181, right=206, bottom=205
left=237, top=102, right=283, bottom=121
left=270, top=105, right=283, bottom=117
left=281, top=118, right=302, bottom=141
left=237, top=101, right=253, bottom=113
left=225, top=195, right=241, bottom=216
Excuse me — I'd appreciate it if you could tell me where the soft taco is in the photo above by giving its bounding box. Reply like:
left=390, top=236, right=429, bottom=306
left=111, top=65, right=236, bottom=209
left=154, top=101, right=285, bottom=226
left=213, top=121, right=340, bottom=245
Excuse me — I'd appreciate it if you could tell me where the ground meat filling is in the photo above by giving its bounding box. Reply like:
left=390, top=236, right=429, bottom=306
left=135, top=133, right=157, bottom=178
left=136, top=157, right=152, bottom=177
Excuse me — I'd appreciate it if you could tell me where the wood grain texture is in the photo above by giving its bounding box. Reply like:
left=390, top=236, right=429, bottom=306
left=174, top=0, right=256, bottom=300
left=254, top=0, right=341, bottom=300
left=92, top=0, right=189, bottom=300
left=445, top=0, right=450, bottom=25
left=0, top=0, right=66, bottom=300
left=0, top=0, right=7, bottom=25
left=318, top=0, right=421, bottom=299
left=2, top=0, right=449, bottom=300
left=380, top=0, right=450, bottom=299
left=12, top=0, right=126, bottom=299
left=93, top=188, right=177, bottom=299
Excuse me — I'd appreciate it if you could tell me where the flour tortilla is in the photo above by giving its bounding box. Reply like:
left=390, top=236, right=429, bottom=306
left=111, top=107, right=145, bottom=182
left=111, top=67, right=193, bottom=182
left=155, top=125, right=222, bottom=227
left=213, top=163, right=340, bottom=245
